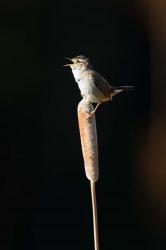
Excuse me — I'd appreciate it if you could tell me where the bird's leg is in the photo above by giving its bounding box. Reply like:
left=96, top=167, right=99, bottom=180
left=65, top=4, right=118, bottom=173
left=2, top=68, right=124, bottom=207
left=87, top=103, right=100, bottom=119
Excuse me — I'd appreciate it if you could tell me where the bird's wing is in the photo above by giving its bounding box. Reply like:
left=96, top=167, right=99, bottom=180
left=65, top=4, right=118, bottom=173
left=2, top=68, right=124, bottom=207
left=88, top=70, right=113, bottom=98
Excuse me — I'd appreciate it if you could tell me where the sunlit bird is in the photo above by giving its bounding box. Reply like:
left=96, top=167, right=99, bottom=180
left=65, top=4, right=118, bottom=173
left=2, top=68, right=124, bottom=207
left=64, top=55, right=134, bottom=117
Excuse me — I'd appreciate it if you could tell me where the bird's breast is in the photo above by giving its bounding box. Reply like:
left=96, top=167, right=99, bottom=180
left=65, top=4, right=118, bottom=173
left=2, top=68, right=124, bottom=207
left=72, top=69, right=109, bottom=103
left=72, top=69, right=81, bottom=83
left=77, top=79, right=107, bottom=103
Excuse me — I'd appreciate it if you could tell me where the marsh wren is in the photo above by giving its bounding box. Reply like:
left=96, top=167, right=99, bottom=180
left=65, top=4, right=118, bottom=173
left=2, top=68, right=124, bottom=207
left=64, top=55, right=133, bottom=117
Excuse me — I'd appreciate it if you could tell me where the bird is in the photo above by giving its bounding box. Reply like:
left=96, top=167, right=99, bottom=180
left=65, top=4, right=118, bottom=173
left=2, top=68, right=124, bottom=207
left=64, top=55, right=134, bottom=117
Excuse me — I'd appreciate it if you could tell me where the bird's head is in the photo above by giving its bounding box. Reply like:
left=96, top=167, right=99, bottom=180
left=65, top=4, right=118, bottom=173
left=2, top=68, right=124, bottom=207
left=64, top=55, right=92, bottom=71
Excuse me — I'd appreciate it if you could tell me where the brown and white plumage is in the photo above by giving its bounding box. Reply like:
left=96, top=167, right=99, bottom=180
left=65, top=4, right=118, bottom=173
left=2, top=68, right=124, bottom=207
left=64, top=55, right=133, bottom=115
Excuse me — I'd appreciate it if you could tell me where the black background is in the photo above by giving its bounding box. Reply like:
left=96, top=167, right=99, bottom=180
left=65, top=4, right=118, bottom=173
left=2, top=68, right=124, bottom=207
left=0, top=0, right=165, bottom=250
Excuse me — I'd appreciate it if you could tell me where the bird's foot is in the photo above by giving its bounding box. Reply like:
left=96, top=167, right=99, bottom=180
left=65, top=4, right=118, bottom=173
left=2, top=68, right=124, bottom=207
left=87, top=110, right=96, bottom=119
left=86, top=103, right=100, bottom=119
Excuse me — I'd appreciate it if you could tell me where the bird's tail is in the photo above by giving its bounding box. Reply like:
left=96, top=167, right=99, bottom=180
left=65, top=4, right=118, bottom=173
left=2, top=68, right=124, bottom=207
left=112, top=85, right=134, bottom=96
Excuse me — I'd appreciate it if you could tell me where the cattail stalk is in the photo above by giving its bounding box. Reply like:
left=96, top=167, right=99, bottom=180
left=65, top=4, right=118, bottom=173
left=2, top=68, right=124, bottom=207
left=78, top=99, right=99, bottom=250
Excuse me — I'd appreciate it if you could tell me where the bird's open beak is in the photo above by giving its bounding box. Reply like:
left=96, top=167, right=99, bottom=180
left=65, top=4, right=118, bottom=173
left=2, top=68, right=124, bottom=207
left=63, top=57, right=75, bottom=67
left=63, top=64, right=73, bottom=67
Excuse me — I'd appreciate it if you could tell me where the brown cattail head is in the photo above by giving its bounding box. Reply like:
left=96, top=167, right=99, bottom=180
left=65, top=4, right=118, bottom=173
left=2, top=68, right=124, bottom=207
left=77, top=99, right=99, bottom=182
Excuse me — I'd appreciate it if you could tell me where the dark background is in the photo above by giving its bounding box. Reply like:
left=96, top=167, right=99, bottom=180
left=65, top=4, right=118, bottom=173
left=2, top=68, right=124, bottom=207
left=0, top=0, right=166, bottom=250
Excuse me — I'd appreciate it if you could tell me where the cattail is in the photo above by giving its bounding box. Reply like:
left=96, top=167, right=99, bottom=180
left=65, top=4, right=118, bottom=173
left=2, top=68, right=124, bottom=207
left=77, top=99, right=99, bottom=182
left=77, top=99, right=99, bottom=250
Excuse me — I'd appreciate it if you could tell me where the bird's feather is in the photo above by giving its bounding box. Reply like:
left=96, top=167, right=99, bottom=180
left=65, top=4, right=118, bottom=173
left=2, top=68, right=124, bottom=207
left=87, top=70, right=113, bottom=98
